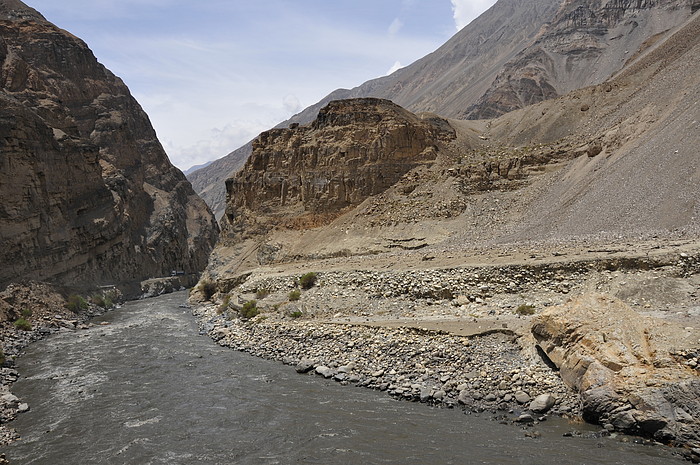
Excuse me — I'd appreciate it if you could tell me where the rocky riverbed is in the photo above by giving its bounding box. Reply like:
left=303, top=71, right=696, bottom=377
left=195, top=302, right=579, bottom=420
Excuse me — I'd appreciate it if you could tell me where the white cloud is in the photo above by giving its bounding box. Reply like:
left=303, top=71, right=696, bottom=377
left=283, top=94, right=302, bottom=114
left=166, top=121, right=265, bottom=171
left=386, top=61, right=403, bottom=75
left=388, top=18, right=403, bottom=36
left=450, top=0, right=497, bottom=31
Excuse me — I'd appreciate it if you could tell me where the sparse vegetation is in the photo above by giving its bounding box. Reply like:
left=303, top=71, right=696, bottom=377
left=13, top=318, right=31, bottom=331
left=288, top=290, right=301, bottom=301
left=106, top=289, right=119, bottom=306
left=66, top=294, right=88, bottom=312
left=217, top=294, right=231, bottom=315
left=299, top=272, right=318, bottom=290
left=289, top=310, right=303, bottom=319
left=91, top=294, right=107, bottom=308
left=239, top=300, right=260, bottom=319
left=255, top=288, right=270, bottom=299
left=21, top=308, right=32, bottom=318
left=0, top=348, right=5, bottom=366
left=515, top=304, right=536, bottom=316
left=198, top=279, right=217, bottom=301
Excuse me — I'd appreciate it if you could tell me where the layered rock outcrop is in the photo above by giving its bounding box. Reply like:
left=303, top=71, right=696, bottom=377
left=222, top=98, right=455, bottom=243
left=0, top=1, right=218, bottom=293
left=532, top=294, right=700, bottom=451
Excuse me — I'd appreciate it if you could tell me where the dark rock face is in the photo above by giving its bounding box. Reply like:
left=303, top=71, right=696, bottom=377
left=0, top=1, right=218, bottom=292
left=222, top=98, right=454, bottom=242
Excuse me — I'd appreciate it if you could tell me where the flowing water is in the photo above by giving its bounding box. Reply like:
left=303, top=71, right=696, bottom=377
left=1, top=292, right=680, bottom=464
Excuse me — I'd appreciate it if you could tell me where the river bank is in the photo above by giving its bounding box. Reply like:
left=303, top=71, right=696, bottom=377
left=0, top=282, right=122, bottom=448
left=3, top=291, right=683, bottom=464
left=194, top=302, right=580, bottom=416
left=192, top=244, right=700, bottom=461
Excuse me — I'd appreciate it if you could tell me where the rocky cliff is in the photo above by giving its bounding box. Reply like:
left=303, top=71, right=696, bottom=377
left=0, top=1, right=218, bottom=293
left=465, top=0, right=700, bottom=118
left=214, top=98, right=455, bottom=272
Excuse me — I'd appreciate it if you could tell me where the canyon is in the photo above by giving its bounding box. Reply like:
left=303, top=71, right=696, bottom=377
left=0, top=0, right=699, bottom=460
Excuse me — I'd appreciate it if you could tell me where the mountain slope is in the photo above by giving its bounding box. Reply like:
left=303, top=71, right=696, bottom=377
left=187, top=143, right=251, bottom=220
left=191, top=0, right=697, bottom=219
left=0, top=0, right=219, bottom=293
left=485, top=7, right=700, bottom=243
left=208, top=7, right=699, bottom=275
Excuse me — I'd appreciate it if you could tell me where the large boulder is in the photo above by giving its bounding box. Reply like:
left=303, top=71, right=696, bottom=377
left=531, top=294, right=700, bottom=450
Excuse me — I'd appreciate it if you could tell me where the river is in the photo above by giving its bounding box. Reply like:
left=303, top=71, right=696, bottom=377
left=1, top=292, right=679, bottom=464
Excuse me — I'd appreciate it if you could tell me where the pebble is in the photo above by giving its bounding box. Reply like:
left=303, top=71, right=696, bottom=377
left=295, top=360, right=315, bottom=374
left=529, top=394, right=556, bottom=413
left=514, top=391, right=531, bottom=404
left=315, top=366, right=335, bottom=378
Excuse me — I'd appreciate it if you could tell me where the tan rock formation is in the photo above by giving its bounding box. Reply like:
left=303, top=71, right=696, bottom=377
left=0, top=1, right=218, bottom=294
left=532, top=294, right=700, bottom=448
left=221, top=98, right=455, bottom=248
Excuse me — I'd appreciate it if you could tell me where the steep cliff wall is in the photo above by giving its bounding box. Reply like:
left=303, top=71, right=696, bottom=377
left=221, top=98, right=455, bottom=247
left=0, top=1, right=218, bottom=292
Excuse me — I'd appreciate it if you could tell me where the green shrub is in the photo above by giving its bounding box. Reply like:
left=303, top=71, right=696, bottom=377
left=255, top=288, right=270, bottom=299
left=198, top=279, right=217, bottom=301
left=288, top=290, right=301, bottom=301
left=299, top=272, right=318, bottom=290
left=103, top=289, right=119, bottom=307
left=240, top=300, right=259, bottom=319
left=21, top=308, right=32, bottom=318
left=515, top=304, right=536, bottom=316
left=91, top=294, right=107, bottom=308
left=289, top=311, right=303, bottom=319
left=66, top=294, right=88, bottom=312
left=13, top=318, right=31, bottom=331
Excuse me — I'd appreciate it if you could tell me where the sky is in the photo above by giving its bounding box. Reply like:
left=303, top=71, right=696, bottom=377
left=25, top=1, right=497, bottom=171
